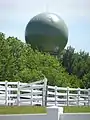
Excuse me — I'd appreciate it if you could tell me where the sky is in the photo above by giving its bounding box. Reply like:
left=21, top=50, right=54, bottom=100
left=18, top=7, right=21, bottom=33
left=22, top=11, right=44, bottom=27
left=0, top=0, right=90, bottom=53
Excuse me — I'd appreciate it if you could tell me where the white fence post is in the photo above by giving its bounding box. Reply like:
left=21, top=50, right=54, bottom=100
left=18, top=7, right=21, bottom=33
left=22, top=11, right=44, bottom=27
left=88, top=88, right=90, bottom=106
left=42, top=78, right=47, bottom=106
left=55, top=86, right=57, bottom=106
left=5, top=81, right=8, bottom=106
left=8, top=86, right=11, bottom=106
left=77, top=88, right=80, bottom=106
left=30, top=84, right=33, bottom=105
left=17, top=81, right=20, bottom=106
left=67, top=87, right=69, bottom=106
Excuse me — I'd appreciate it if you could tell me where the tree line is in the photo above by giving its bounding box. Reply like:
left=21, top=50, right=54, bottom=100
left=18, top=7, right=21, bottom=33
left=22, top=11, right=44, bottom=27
left=0, top=32, right=90, bottom=88
left=59, top=46, right=90, bottom=88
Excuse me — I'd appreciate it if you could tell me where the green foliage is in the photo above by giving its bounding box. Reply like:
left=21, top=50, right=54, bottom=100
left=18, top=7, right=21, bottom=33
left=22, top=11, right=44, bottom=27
left=59, top=46, right=90, bottom=88
left=1, top=32, right=90, bottom=88
left=0, top=32, right=81, bottom=88
left=82, top=72, right=90, bottom=88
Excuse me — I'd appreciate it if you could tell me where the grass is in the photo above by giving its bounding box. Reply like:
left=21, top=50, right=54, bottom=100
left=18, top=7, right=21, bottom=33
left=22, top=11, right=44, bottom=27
left=0, top=106, right=90, bottom=114
left=0, top=106, right=46, bottom=114
left=64, top=106, right=90, bottom=113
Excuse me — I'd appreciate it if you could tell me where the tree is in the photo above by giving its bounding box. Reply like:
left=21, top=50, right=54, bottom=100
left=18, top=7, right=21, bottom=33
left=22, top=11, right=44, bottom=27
left=0, top=33, right=10, bottom=81
left=0, top=32, right=81, bottom=88
left=82, top=72, right=90, bottom=88
left=60, top=46, right=75, bottom=75
left=60, top=46, right=90, bottom=79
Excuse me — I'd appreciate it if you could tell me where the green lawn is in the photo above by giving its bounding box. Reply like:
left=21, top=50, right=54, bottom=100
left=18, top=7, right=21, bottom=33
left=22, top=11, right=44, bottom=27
left=64, top=106, right=90, bottom=113
left=0, top=106, right=46, bottom=114
left=0, top=106, right=90, bottom=114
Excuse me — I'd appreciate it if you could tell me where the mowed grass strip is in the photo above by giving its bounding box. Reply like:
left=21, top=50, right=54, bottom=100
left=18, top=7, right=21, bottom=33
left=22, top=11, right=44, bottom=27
left=0, top=106, right=90, bottom=114
left=0, top=106, right=46, bottom=114
left=64, top=106, right=90, bottom=113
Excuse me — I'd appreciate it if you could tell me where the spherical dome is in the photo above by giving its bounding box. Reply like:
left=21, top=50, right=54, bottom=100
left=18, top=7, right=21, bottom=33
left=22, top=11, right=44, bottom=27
left=25, top=12, right=68, bottom=54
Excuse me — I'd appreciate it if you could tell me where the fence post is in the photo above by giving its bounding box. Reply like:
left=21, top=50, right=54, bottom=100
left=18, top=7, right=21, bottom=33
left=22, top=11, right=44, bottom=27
left=17, top=81, right=20, bottom=106
left=45, top=85, right=48, bottom=106
left=30, top=84, right=33, bottom=105
left=55, top=86, right=57, bottom=106
left=77, top=88, right=80, bottom=106
left=42, top=78, right=47, bottom=106
left=5, top=81, right=8, bottom=106
left=67, top=87, right=69, bottom=106
left=8, top=86, right=11, bottom=106
left=88, top=88, right=90, bottom=106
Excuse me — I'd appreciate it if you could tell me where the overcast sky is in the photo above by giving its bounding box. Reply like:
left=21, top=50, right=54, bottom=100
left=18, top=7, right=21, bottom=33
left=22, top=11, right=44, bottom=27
left=0, top=0, right=90, bottom=53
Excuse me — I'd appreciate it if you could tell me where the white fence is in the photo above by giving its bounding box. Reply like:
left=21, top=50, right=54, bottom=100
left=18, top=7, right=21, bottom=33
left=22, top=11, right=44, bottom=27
left=47, top=86, right=90, bottom=106
left=0, top=78, right=47, bottom=106
left=0, top=79, right=90, bottom=106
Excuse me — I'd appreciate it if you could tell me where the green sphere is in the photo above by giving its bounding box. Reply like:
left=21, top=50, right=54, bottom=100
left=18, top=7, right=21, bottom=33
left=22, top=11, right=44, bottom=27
left=25, top=12, right=68, bottom=54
